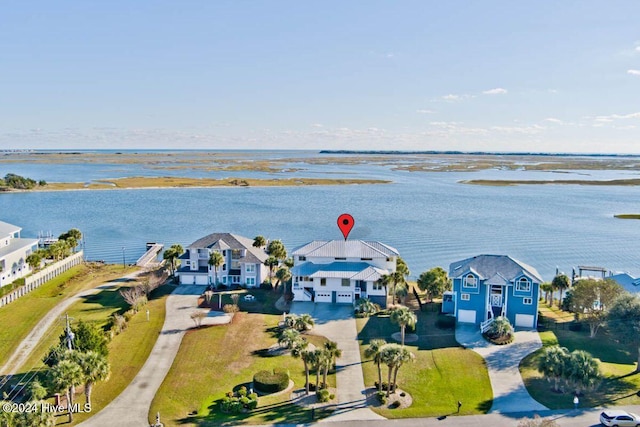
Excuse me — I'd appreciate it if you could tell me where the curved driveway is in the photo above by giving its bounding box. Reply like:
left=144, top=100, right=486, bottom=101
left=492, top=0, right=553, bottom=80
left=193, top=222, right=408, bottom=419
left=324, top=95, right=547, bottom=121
left=79, top=285, right=230, bottom=427
left=455, top=324, right=548, bottom=413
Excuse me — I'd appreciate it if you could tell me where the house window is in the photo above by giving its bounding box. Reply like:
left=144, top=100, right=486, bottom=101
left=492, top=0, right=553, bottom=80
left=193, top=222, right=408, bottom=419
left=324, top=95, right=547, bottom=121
left=463, top=274, right=477, bottom=288
left=516, top=277, right=531, bottom=292
left=222, top=250, right=226, bottom=256
left=342, top=278, right=350, bottom=287
left=335, top=257, right=346, bottom=260
left=320, top=278, right=326, bottom=286
left=246, top=277, right=255, bottom=286
left=361, top=257, right=372, bottom=261
left=222, top=264, right=227, bottom=271
left=246, top=264, right=255, bottom=273
left=222, top=276, right=227, bottom=284
left=231, top=249, right=242, bottom=259
left=299, top=256, right=306, bottom=261
left=461, top=293, right=470, bottom=301
left=523, top=297, right=532, bottom=305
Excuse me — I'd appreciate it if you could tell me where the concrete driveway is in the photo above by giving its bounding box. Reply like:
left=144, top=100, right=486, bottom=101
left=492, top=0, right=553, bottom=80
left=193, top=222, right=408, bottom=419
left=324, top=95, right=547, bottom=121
left=455, top=324, right=548, bottom=413
left=79, top=285, right=229, bottom=426
left=290, top=302, right=384, bottom=422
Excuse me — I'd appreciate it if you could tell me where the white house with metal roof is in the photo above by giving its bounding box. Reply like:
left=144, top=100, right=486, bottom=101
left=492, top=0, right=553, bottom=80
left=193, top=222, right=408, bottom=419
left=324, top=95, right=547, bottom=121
left=176, top=233, right=269, bottom=287
left=291, top=240, right=399, bottom=306
left=0, top=220, right=39, bottom=288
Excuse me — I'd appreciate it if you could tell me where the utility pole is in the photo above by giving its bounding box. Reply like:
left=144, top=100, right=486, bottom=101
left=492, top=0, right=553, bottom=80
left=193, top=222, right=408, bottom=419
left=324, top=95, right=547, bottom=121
left=65, top=313, right=74, bottom=350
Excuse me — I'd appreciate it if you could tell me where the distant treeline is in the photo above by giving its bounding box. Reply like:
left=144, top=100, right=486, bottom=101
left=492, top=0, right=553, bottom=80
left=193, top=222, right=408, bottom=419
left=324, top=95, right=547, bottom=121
left=0, top=173, right=46, bottom=190
left=319, top=150, right=640, bottom=157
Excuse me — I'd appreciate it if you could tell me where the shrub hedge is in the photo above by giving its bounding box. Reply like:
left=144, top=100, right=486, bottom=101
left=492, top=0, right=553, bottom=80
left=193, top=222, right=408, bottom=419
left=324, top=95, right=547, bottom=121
left=253, top=369, right=290, bottom=393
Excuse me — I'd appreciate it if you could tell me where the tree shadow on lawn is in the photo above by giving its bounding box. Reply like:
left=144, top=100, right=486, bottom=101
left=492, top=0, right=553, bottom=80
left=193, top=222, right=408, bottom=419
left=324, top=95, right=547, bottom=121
left=176, top=398, right=334, bottom=426
left=553, top=328, right=635, bottom=365
left=358, top=311, right=458, bottom=351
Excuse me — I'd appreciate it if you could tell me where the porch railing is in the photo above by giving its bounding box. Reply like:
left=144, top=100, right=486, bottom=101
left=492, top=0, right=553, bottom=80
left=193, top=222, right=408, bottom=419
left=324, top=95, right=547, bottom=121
left=480, top=317, right=495, bottom=333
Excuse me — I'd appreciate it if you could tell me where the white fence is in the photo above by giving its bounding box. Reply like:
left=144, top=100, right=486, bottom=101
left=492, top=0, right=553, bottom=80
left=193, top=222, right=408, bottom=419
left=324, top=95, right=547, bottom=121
left=0, top=251, right=84, bottom=308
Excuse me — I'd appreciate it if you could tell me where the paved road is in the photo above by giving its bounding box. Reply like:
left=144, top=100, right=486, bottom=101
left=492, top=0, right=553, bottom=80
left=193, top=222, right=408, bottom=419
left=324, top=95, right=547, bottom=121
left=456, top=324, right=548, bottom=413
left=79, top=285, right=230, bottom=427
left=291, top=302, right=385, bottom=422
left=0, top=271, right=144, bottom=377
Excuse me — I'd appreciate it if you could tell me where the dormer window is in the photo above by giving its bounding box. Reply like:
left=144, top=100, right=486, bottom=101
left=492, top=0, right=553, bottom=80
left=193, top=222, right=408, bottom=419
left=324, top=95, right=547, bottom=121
left=299, top=256, right=306, bottom=261
left=463, top=274, right=477, bottom=288
left=516, top=277, right=531, bottom=292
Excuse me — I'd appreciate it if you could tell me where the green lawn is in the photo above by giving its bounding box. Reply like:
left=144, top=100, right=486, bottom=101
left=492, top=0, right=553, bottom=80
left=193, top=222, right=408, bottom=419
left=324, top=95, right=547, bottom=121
left=2, top=275, right=172, bottom=426
left=150, top=291, right=337, bottom=426
left=0, top=263, right=138, bottom=369
left=520, top=326, right=640, bottom=409
left=357, top=309, right=493, bottom=418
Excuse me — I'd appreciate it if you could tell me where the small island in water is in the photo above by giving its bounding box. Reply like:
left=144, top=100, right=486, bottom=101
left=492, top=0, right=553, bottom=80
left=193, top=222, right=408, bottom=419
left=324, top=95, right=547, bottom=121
left=614, top=214, right=640, bottom=220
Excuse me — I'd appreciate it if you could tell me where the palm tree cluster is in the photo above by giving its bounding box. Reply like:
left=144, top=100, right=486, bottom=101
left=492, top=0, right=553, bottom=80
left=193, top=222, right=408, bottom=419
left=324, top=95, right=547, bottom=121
left=354, top=298, right=380, bottom=317
left=279, top=314, right=340, bottom=397
left=537, top=345, right=601, bottom=395
left=376, top=257, right=411, bottom=305
left=365, top=339, right=416, bottom=397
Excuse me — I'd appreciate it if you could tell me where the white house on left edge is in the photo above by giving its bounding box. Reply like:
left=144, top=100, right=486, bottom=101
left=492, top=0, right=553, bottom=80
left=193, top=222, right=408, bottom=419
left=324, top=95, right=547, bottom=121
left=291, top=239, right=399, bottom=307
left=0, top=220, right=39, bottom=288
left=176, top=233, right=269, bottom=287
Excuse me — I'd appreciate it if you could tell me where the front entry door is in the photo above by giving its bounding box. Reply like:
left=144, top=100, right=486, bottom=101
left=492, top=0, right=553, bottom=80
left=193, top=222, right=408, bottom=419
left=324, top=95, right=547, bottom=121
left=490, top=285, right=502, bottom=307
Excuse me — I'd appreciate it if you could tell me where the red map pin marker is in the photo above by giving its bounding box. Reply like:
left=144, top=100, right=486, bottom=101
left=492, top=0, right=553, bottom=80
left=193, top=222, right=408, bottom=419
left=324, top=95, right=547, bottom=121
left=337, top=214, right=355, bottom=240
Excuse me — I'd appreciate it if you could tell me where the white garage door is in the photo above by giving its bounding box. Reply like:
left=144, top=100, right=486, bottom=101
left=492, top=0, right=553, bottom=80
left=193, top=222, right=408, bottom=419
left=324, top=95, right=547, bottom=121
left=195, top=275, right=208, bottom=285
left=515, top=314, right=535, bottom=328
left=458, top=309, right=476, bottom=324
left=336, top=292, right=352, bottom=304
left=180, top=275, right=193, bottom=285
left=315, top=292, right=332, bottom=303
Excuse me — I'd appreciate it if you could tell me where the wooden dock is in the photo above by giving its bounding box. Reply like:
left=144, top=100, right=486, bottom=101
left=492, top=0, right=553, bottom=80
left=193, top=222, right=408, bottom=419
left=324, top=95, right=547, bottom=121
left=136, top=243, right=164, bottom=268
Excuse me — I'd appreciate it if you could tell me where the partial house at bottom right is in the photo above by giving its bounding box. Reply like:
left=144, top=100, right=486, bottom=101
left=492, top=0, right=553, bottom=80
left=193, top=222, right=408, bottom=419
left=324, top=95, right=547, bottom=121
left=448, top=254, right=543, bottom=329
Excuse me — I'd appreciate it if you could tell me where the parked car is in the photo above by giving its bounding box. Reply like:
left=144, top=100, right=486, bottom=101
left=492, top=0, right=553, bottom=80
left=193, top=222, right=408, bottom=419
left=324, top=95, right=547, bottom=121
left=600, top=409, right=640, bottom=426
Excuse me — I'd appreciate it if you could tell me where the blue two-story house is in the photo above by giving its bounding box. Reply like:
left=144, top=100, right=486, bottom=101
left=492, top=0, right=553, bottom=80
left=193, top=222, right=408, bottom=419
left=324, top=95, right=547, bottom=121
left=448, top=254, right=543, bottom=329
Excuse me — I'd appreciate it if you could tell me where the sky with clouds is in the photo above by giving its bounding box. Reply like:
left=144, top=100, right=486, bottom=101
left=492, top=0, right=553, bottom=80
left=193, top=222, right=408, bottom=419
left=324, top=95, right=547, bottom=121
left=2, top=1, right=640, bottom=153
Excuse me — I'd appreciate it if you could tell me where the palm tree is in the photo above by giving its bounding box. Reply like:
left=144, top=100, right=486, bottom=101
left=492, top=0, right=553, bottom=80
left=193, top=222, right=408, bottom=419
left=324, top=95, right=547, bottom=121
left=312, top=349, right=324, bottom=391
left=50, top=359, right=84, bottom=423
left=565, top=350, right=601, bottom=395
left=163, top=244, right=184, bottom=277
left=208, top=250, right=224, bottom=287
left=322, top=341, right=342, bottom=388
left=253, top=235, right=266, bottom=248
left=365, top=339, right=387, bottom=391
left=537, top=345, right=569, bottom=392
left=389, top=271, right=407, bottom=305
left=278, top=328, right=301, bottom=349
left=26, top=252, right=42, bottom=271
left=264, top=256, right=279, bottom=285
left=266, top=239, right=287, bottom=261
left=392, top=346, right=415, bottom=393
left=390, top=306, right=417, bottom=346
left=76, top=351, right=110, bottom=406
left=540, top=282, right=554, bottom=306
left=16, top=404, right=55, bottom=427
left=380, top=344, right=401, bottom=397
left=290, top=339, right=311, bottom=395
left=552, top=274, right=570, bottom=308
left=275, top=267, right=292, bottom=292
left=295, top=313, right=315, bottom=332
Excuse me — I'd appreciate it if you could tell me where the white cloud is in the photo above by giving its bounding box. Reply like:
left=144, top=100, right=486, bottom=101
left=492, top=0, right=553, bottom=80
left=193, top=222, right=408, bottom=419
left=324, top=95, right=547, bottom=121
left=482, top=88, right=508, bottom=95
left=544, top=118, right=564, bottom=124
left=591, top=112, right=640, bottom=124
left=628, top=69, right=640, bottom=76
left=311, top=123, right=323, bottom=128
left=439, top=94, right=474, bottom=102
left=636, top=46, right=640, bottom=52
left=416, top=109, right=435, bottom=114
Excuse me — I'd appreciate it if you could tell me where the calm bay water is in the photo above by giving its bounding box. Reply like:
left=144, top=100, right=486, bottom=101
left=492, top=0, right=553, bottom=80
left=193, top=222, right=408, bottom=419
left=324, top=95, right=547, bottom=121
left=1, top=151, right=640, bottom=281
